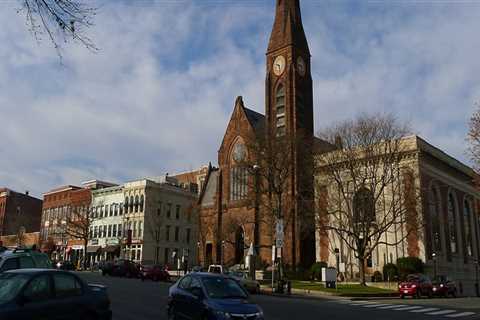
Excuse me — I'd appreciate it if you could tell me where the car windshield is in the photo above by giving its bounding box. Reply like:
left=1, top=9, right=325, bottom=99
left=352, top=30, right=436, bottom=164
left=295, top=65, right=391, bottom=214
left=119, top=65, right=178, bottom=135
left=0, top=273, right=29, bottom=303
left=406, top=275, right=419, bottom=282
left=202, top=277, right=247, bottom=299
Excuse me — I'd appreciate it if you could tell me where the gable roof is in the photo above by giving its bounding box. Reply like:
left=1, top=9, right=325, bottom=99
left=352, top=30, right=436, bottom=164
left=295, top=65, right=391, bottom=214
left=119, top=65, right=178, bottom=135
left=243, top=107, right=265, bottom=134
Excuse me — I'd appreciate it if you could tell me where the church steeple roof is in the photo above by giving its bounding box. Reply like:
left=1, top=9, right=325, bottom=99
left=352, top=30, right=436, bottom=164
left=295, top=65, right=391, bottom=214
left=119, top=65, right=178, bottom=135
left=267, top=0, right=310, bottom=55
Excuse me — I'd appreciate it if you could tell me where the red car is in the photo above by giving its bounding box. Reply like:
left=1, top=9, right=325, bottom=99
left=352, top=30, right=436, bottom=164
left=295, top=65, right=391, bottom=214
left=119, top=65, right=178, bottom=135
left=399, top=274, right=433, bottom=299
left=432, top=275, right=457, bottom=298
left=140, top=264, right=170, bottom=282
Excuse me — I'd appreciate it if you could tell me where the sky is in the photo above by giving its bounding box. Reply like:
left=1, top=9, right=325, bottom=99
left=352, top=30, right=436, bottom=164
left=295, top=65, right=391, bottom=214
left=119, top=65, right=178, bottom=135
left=1, top=0, right=479, bottom=198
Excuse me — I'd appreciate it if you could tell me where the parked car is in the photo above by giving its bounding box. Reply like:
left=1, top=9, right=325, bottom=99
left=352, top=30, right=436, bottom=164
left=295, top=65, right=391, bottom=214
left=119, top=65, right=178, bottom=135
left=0, top=269, right=112, bottom=320
left=140, top=264, right=170, bottom=282
left=432, top=275, right=457, bottom=298
left=227, top=270, right=261, bottom=294
left=111, top=259, right=140, bottom=278
left=168, top=272, right=264, bottom=320
left=191, top=265, right=204, bottom=273
left=208, top=264, right=224, bottom=274
left=0, top=248, right=52, bottom=273
left=55, top=260, right=75, bottom=271
left=98, top=261, right=112, bottom=276
left=399, top=274, right=433, bottom=298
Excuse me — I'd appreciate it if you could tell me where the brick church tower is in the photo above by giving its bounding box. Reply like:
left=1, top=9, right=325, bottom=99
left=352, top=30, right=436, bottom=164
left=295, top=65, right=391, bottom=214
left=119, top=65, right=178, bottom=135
left=265, top=0, right=315, bottom=267
left=198, top=0, right=316, bottom=269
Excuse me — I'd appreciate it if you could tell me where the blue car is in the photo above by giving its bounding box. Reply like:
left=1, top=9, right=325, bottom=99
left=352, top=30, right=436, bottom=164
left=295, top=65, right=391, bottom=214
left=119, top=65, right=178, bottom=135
left=168, top=272, right=264, bottom=320
left=0, top=269, right=112, bottom=320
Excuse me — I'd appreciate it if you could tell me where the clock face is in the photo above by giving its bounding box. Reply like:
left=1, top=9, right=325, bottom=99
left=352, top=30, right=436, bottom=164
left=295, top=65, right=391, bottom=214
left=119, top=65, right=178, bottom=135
left=297, top=56, right=306, bottom=76
left=273, top=55, right=286, bottom=76
left=232, top=142, right=246, bottom=162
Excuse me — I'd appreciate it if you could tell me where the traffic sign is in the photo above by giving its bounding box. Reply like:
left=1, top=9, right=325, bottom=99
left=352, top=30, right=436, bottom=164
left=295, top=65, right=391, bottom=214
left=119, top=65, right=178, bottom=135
left=275, top=238, right=284, bottom=248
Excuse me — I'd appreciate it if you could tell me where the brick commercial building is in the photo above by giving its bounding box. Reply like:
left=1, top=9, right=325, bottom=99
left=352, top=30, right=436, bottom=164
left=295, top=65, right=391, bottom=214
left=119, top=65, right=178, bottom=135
left=40, top=181, right=114, bottom=264
left=0, top=188, right=42, bottom=247
left=198, top=0, right=316, bottom=269
left=0, top=188, right=43, bottom=236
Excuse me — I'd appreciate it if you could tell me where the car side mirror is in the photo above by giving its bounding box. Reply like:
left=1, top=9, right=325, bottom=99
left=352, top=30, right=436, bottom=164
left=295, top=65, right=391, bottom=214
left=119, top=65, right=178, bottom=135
left=190, top=287, right=204, bottom=299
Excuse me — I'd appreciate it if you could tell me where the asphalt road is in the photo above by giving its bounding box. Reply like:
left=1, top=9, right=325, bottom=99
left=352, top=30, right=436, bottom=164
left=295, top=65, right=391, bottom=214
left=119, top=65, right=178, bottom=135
left=76, top=272, right=480, bottom=320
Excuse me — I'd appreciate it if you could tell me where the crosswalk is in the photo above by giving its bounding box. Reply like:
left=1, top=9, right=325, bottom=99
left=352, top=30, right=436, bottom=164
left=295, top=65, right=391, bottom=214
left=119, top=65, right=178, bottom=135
left=334, top=300, right=476, bottom=318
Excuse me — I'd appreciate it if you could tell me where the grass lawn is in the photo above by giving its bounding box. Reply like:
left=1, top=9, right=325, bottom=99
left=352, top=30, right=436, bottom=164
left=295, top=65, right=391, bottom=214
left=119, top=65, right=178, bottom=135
left=290, top=281, right=397, bottom=297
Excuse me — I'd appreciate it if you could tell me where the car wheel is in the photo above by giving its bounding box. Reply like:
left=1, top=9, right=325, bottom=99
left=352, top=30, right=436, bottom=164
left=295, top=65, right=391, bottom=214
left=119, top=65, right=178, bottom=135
left=256, top=284, right=261, bottom=294
left=400, top=294, right=405, bottom=299
left=451, top=290, right=457, bottom=298
left=415, top=290, right=421, bottom=299
left=427, top=290, right=433, bottom=299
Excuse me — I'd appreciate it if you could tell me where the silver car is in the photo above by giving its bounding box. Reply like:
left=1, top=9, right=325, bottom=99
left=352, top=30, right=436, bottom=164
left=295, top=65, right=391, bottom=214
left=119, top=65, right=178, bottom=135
left=228, top=271, right=260, bottom=294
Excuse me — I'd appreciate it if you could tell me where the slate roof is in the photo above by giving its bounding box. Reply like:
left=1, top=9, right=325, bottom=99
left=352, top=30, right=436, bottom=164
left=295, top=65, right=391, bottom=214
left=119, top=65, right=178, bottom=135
left=243, top=107, right=265, bottom=134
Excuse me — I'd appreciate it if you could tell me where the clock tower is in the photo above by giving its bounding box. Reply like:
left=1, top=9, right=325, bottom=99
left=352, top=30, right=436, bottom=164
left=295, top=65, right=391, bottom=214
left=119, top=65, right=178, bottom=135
left=265, top=0, right=315, bottom=267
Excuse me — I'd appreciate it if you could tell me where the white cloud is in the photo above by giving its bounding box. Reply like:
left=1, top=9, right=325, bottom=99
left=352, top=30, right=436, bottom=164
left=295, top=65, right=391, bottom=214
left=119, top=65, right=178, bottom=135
left=0, top=1, right=478, bottom=197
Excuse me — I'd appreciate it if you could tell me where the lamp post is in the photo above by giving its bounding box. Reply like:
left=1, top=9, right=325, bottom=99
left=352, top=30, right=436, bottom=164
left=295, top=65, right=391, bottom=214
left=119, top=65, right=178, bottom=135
left=221, top=240, right=225, bottom=266
left=196, top=241, right=201, bottom=266
left=252, top=164, right=260, bottom=280
left=474, top=258, right=479, bottom=297
left=432, top=252, right=437, bottom=280
left=334, top=248, right=340, bottom=276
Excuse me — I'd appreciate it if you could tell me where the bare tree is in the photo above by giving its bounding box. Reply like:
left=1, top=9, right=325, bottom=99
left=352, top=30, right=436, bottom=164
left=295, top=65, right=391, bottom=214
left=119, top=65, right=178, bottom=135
left=315, top=113, right=422, bottom=285
left=468, top=103, right=480, bottom=185
left=62, top=205, right=98, bottom=270
left=18, top=0, right=97, bottom=56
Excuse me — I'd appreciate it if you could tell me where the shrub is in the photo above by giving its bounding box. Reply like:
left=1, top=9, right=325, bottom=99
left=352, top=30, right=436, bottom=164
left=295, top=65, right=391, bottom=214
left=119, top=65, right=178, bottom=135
left=397, top=257, right=423, bottom=280
left=382, top=263, right=398, bottom=281
left=310, top=262, right=328, bottom=281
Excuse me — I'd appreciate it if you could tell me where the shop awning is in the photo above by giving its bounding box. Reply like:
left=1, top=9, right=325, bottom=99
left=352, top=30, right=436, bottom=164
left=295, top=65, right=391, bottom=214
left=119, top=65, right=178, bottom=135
left=86, top=246, right=101, bottom=253
left=104, top=245, right=120, bottom=253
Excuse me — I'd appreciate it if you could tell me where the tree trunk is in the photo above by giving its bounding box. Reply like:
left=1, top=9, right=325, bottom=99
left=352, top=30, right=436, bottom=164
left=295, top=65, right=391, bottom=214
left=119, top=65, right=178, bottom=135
left=358, top=257, right=366, bottom=286
left=83, top=239, right=88, bottom=271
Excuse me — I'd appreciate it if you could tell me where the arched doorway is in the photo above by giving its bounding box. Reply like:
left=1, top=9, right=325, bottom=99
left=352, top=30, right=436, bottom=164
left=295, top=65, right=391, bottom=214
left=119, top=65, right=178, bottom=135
left=234, top=227, right=245, bottom=265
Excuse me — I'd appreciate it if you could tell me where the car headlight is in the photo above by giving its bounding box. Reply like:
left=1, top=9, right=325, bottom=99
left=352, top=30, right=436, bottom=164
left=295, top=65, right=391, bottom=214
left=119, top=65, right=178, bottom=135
left=255, top=309, right=264, bottom=319
left=214, top=310, right=231, bottom=319
left=440, top=284, right=444, bottom=288
left=411, top=284, right=416, bottom=288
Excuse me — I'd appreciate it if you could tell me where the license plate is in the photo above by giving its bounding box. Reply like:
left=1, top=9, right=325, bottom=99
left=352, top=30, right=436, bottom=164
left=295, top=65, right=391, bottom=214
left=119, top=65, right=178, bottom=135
left=404, top=290, right=408, bottom=294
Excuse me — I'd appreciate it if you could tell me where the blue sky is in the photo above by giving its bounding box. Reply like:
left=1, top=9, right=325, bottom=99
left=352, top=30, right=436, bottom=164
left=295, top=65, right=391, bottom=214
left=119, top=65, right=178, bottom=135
left=1, top=0, right=479, bottom=197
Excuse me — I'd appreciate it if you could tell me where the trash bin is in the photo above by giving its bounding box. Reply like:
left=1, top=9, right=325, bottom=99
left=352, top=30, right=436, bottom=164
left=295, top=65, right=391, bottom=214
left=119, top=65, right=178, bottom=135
left=326, top=281, right=336, bottom=289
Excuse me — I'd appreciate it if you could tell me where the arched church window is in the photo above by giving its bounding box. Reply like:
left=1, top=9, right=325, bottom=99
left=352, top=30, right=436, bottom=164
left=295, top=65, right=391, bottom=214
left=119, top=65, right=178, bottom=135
left=230, top=167, right=248, bottom=201
left=447, top=193, right=458, bottom=254
left=275, top=84, right=286, bottom=137
left=463, top=199, right=473, bottom=256
left=353, top=187, right=375, bottom=225
left=429, top=186, right=442, bottom=254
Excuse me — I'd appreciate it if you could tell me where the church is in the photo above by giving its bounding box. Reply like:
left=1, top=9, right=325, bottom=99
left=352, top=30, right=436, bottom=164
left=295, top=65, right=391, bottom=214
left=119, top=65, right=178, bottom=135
left=197, top=0, right=480, bottom=295
left=198, top=0, right=318, bottom=269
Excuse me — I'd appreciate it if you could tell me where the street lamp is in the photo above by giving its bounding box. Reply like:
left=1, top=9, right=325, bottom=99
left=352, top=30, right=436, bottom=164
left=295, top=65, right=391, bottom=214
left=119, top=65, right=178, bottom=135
left=432, top=252, right=437, bottom=280
left=221, top=240, right=225, bottom=266
left=252, top=164, right=260, bottom=280
left=474, top=258, right=479, bottom=297
left=334, top=248, right=340, bottom=275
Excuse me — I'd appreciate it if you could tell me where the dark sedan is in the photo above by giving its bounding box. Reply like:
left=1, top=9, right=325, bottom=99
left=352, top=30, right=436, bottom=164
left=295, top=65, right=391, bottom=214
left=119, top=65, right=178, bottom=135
left=432, top=275, right=457, bottom=297
left=140, top=264, right=170, bottom=282
left=0, top=269, right=112, bottom=320
left=168, top=272, right=264, bottom=320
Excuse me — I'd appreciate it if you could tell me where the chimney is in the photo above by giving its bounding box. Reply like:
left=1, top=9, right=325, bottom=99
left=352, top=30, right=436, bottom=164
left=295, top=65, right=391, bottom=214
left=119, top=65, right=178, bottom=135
left=25, top=191, right=29, bottom=196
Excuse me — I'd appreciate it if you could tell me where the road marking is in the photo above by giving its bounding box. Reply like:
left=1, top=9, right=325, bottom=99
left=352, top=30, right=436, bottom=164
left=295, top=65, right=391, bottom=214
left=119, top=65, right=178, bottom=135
left=445, top=312, right=476, bottom=318
left=377, top=305, right=407, bottom=309
left=426, top=310, right=457, bottom=316
left=362, top=304, right=390, bottom=308
left=393, top=306, right=424, bottom=311
left=410, top=308, right=440, bottom=313
left=349, top=302, right=376, bottom=306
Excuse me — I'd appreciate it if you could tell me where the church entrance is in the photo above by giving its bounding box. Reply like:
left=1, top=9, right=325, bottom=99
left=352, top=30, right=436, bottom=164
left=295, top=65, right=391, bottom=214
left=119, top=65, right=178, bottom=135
left=234, top=227, right=245, bottom=265
left=205, top=243, right=213, bottom=266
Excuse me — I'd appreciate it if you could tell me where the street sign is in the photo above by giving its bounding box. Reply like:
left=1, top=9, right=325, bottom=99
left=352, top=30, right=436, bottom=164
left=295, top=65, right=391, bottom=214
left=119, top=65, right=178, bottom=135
left=339, top=262, right=346, bottom=273
left=275, top=219, right=284, bottom=241
left=247, top=242, right=256, bottom=256
left=275, top=238, right=284, bottom=248
left=272, top=245, right=276, bottom=262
